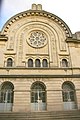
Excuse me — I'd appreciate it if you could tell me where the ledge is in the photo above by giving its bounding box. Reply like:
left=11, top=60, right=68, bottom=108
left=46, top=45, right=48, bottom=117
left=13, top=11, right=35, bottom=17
left=0, top=67, right=79, bottom=78
left=0, top=74, right=80, bottom=78
left=66, top=38, right=80, bottom=43
left=0, top=35, right=8, bottom=41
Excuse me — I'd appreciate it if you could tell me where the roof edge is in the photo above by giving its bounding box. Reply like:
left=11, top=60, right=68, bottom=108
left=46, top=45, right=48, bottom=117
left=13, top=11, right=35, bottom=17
left=1, top=10, right=72, bottom=37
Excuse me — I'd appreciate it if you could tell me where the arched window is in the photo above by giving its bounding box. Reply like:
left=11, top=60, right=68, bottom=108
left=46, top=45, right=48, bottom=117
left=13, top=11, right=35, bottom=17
left=0, top=82, right=14, bottom=111
left=28, top=59, right=33, bottom=67
left=62, top=59, right=68, bottom=67
left=42, top=59, right=48, bottom=67
left=7, top=58, right=13, bottom=67
left=31, top=82, right=46, bottom=111
left=62, top=81, right=77, bottom=110
left=35, top=59, right=41, bottom=67
left=62, top=82, right=75, bottom=102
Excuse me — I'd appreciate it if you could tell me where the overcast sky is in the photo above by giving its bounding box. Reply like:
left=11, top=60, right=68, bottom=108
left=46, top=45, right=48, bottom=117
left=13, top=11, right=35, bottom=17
left=0, top=0, right=80, bottom=33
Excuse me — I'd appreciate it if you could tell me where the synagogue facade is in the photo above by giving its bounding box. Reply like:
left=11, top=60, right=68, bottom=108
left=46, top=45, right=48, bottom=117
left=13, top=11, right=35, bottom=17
left=0, top=4, right=80, bottom=112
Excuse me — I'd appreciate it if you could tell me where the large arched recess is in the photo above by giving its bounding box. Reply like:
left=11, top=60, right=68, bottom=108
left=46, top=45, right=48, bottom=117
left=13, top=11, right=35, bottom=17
left=0, top=81, right=14, bottom=111
left=31, top=81, right=46, bottom=111
left=62, top=81, right=77, bottom=110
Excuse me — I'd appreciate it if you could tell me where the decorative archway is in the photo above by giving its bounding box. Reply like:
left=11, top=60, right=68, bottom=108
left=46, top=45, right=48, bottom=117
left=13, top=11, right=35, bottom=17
left=0, top=81, right=14, bottom=111
left=31, top=81, right=46, bottom=111
left=62, top=81, right=77, bottom=110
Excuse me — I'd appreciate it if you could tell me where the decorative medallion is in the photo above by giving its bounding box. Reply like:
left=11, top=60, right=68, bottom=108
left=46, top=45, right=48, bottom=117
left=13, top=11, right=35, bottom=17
left=27, top=31, right=47, bottom=48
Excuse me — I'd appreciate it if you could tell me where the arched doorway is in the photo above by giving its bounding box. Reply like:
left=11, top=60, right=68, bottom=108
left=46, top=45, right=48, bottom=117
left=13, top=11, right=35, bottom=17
left=31, top=82, right=46, bottom=111
left=0, top=81, right=14, bottom=111
left=62, top=81, right=77, bottom=110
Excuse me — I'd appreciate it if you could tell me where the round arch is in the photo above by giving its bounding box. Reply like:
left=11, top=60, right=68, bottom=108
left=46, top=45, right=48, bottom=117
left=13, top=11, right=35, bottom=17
left=1, top=10, right=72, bottom=38
left=28, top=58, right=33, bottom=67
left=1, top=81, right=14, bottom=89
left=0, top=81, right=14, bottom=111
left=62, top=59, right=68, bottom=67
left=6, top=58, right=13, bottom=67
left=31, top=81, right=46, bottom=90
left=62, top=81, right=77, bottom=110
left=42, top=59, right=48, bottom=67
left=31, top=81, right=46, bottom=111
left=35, top=59, right=41, bottom=67
left=62, top=81, right=75, bottom=89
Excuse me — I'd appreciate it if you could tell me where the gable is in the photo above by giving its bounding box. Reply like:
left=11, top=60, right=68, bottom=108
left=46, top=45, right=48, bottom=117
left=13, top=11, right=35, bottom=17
left=0, top=4, right=72, bottom=67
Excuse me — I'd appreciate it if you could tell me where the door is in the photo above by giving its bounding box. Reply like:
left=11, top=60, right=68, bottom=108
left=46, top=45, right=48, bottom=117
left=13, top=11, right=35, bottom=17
left=62, top=82, right=77, bottom=110
left=31, top=82, right=46, bottom=111
left=0, top=82, right=14, bottom=111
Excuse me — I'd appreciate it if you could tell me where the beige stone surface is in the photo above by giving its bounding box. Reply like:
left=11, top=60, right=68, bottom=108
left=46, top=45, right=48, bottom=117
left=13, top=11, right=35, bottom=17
left=0, top=4, right=80, bottom=112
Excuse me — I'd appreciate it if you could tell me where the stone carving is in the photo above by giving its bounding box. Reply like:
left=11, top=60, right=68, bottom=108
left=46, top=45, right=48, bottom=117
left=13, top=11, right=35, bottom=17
left=18, top=33, right=24, bottom=65
left=9, top=36, right=14, bottom=49
left=2, top=11, right=71, bottom=37
left=60, top=37, right=66, bottom=51
left=27, top=31, right=47, bottom=48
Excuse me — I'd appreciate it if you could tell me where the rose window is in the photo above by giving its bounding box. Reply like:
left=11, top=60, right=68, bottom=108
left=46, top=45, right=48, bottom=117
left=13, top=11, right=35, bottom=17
left=28, top=31, right=47, bottom=48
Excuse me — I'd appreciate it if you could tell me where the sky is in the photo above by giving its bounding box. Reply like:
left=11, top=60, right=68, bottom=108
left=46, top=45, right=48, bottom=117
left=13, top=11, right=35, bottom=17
left=0, top=0, right=80, bottom=33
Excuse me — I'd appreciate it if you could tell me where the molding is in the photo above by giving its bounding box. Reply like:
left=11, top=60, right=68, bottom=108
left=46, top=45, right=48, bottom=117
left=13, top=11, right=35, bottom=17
left=0, top=35, right=8, bottom=41
left=1, top=10, right=72, bottom=38
left=4, top=53, right=16, bottom=55
left=66, top=38, right=80, bottom=43
left=0, top=67, right=80, bottom=70
left=0, top=74, right=80, bottom=78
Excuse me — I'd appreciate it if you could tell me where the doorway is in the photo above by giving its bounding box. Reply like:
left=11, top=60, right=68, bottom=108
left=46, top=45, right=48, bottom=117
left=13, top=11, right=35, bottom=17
left=31, top=82, right=46, bottom=111
left=62, top=81, right=77, bottom=110
left=0, top=81, right=14, bottom=111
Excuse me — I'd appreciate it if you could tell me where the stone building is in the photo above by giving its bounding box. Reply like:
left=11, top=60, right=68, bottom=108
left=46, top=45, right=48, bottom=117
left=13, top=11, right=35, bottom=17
left=0, top=4, right=80, bottom=112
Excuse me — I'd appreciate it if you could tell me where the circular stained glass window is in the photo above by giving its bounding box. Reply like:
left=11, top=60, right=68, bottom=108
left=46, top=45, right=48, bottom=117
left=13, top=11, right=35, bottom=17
left=27, top=31, right=47, bottom=48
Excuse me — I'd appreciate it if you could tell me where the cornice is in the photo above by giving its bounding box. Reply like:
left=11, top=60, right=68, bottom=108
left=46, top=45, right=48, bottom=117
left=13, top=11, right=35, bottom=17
left=1, top=10, right=72, bottom=38
left=0, top=74, right=80, bottom=78
left=66, top=37, right=80, bottom=43
left=0, top=35, right=8, bottom=41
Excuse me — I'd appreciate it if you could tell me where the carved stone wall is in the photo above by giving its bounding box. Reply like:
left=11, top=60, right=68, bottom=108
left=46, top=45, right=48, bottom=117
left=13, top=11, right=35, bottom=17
left=2, top=15, right=70, bottom=67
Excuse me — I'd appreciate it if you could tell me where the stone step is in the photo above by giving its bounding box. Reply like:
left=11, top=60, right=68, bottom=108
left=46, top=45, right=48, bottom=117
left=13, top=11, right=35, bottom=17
left=0, top=110, right=80, bottom=120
